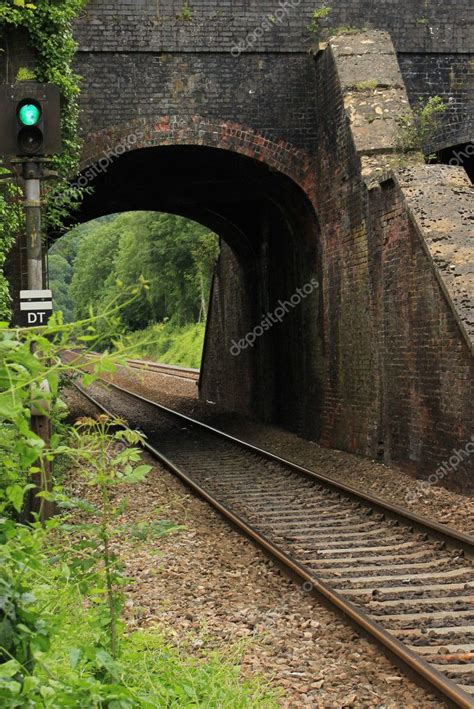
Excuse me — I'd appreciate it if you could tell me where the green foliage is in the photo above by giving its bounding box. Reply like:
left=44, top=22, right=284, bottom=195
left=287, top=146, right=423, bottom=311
left=395, top=95, right=447, bottom=158
left=48, top=253, right=73, bottom=320
left=177, top=0, right=192, bottom=21
left=0, top=520, right=55, bottom=677
left=0, top=175, right=22, bottom=320
left=308, top=5, right=332, bottom=37
left=67, top=415, right=154, bottom=658
left=0, top=0, right=88, bottom=319
left=60, top=212, right=219, bottom=333
left=15, top=65, right=35, bottom=81
left=125, top=320, right=206, bottom=369
left=351, top=79, right=378, bottom=91
left=0, top=311, right=276, bottom=706
left=329, top=25, right=366, bottom=36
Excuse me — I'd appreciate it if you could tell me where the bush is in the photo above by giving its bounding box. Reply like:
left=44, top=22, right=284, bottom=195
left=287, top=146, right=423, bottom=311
left=0, top=310, right=275, bottom=706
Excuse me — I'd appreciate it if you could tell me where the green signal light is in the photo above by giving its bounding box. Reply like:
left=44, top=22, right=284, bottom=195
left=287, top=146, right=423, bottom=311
left=18, top=103, right=41, bottom=126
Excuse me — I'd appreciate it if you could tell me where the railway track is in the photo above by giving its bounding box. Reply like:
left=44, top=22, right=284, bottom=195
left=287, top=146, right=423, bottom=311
left=66, top=350, right=200, bottom=382
left=123, top=358, right=199, bottom=381
left=73, top=377, right=474, bottom=707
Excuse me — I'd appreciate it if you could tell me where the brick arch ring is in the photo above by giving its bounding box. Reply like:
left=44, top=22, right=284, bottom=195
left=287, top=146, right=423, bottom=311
left=79, top=115, right=317, bottom=207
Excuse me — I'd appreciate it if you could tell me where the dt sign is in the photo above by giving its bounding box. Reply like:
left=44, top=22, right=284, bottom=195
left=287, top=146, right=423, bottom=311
left=20, top=289, right=53, bottom=327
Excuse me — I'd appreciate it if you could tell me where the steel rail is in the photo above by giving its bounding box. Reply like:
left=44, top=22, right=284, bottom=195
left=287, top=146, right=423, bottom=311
left=124, top=358, right=199, bottom=381
left=64, top=349, right=199, bottom=381
left=84, top=378, right=474, bottom=558
left=72, top=379, right=474, bottom=708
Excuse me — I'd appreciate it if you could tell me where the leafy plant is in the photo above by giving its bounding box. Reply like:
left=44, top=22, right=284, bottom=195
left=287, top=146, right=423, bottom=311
left=0, top=307, right=276, bottom=706
left=395, top=95, right=447, bottom=159
left=0, top=180, right=22, bottom=321
left=308, top=5, right=332, bottom=38
left=177, top=1, right=192, bottom=21
left=15, top=65, right=35, bottom=81
left=66, top=415, right=153, bottom=658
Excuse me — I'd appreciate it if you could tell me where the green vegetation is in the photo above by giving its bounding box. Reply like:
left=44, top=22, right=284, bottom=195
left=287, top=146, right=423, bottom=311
left=177, top=1, right=193, bottom=21
left=352, top=79, right=378, bottom=92
left=0, top=175, right=22, bottom=322
left=308, top=5, right=332, bottom=38
left=124, top=321, right=206, bottom=368
left=395, top=95, right=447, bottom=159
left=308, top=7, right=366, bottom=43
left=0, top=312, right=276, bottom=706
left=49, top=212, right=219, bottom=367
left=15, top=66, right=36, bottom=81
left=0, top=0, right=89, bottom=319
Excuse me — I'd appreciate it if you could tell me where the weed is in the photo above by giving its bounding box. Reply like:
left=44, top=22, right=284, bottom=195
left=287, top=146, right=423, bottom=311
left=15, top=66, right=35, bottom=81
left=308, top=5, right=332, bottom=38
left=177, top=1, right=192, bottom=21
left=330, top=25, right=366, bottom=36
left=351, top=79, right=378, bottom=91
left=124, top=320, right=206, bottom=369
left=395, top=95, right=447, bottom=157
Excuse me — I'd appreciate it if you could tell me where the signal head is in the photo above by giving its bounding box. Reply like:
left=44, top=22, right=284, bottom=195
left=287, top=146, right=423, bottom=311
left=17, top=100, right=42, bottom=127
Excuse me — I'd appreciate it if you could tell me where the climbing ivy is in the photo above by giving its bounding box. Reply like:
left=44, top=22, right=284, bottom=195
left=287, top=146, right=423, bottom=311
left=0, top=0, right=88, bottom=320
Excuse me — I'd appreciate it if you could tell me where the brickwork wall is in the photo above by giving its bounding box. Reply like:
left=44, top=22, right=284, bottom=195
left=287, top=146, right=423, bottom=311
left=309, top=33, right=473, bottom=488
left=2, top=5, right=472, bottom=486
left=72, top=0, right=473, bottom=150
left=74, top=0, right=473, bottom=55
left=373, top=178, right=473, bottom=490
left=73, top=53, right=320, bottom=153
left=398, top=54, right=474, bottom=151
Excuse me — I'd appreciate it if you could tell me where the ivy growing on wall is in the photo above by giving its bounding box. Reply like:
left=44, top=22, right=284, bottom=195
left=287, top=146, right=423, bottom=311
left=0, top=0, right=88, bottom=320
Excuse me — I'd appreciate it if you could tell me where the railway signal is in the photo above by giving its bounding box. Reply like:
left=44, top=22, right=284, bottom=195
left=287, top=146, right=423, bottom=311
left=0, top=83, right=62, bottom=522
left=17, top=98, right=43, bottom=155
left=0, top=83, right=61, bottom=157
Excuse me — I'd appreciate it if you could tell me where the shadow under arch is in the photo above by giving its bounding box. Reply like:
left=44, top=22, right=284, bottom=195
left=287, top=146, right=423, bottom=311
left=66, top=138, right=324, bottom=439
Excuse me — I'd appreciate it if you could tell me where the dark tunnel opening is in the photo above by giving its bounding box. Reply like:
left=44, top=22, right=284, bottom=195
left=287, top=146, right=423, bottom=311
left=64, top=145, right=325, bottom=439
left=436, top=142, right=474, bottom=183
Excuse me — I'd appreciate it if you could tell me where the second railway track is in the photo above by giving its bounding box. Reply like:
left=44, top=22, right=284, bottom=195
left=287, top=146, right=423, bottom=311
left=73, top=377, right=474, bottom=707
left=80, top=352, right=200, bottom=381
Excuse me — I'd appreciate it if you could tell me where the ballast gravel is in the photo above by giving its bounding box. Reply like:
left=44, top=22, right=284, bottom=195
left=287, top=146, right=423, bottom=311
left=86, top=364, right=473, bottom=535
left=64, top=386, right=441, bottom=706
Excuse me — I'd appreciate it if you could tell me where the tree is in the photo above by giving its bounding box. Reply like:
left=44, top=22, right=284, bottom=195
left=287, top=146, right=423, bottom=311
left=63, top=212, right=219, bottom=333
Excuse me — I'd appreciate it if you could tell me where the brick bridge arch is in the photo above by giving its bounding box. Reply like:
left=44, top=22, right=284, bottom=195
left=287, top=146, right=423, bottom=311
left=73, top=114, right=324, bottom=437
left=78, top=115, right=317, bottom=209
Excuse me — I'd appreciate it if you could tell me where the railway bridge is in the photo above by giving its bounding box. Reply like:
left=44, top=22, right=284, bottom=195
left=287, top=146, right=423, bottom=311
left=2, top=1, right=473, bottom=487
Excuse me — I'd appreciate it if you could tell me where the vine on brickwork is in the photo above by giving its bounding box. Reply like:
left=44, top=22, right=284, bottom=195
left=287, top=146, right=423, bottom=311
left=0, top=0, right=88, bottom=320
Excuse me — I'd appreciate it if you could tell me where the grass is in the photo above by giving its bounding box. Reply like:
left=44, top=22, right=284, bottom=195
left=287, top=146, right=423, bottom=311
left=23, top=505, right=277, bottom=707
left=124, top=321, right=206, bottom=369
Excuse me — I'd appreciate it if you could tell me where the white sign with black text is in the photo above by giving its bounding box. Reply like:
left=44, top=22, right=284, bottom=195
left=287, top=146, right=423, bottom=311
left=20, top=289, right=53, bottom=327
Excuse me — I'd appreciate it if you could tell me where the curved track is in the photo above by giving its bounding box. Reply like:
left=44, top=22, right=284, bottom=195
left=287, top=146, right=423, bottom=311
left=122, top=358, right=199, bottom=381
left=80, top=352, right=200, bottom=381
left=73, top=378, right=474, bottom=707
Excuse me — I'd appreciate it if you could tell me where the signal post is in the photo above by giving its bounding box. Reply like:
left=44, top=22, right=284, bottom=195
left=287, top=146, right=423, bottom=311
left=0, top=84, right=61, bottom=521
